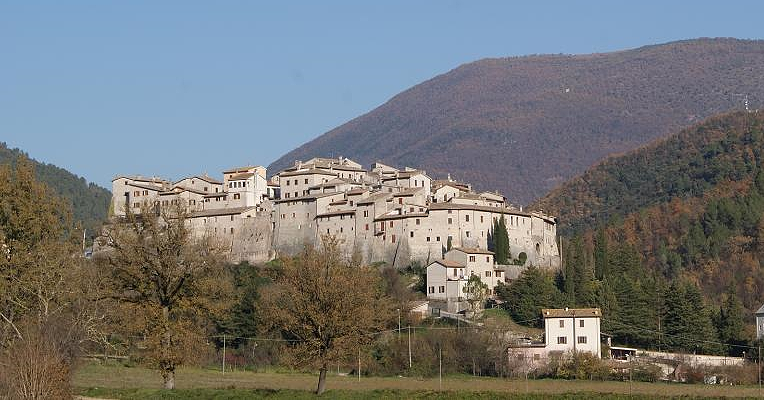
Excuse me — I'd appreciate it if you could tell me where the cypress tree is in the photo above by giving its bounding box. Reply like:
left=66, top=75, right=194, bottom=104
left=718, top=284, right=747, bottom=356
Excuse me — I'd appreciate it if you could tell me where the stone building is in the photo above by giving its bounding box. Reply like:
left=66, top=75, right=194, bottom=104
left=109, top=156, right=560, bottom=268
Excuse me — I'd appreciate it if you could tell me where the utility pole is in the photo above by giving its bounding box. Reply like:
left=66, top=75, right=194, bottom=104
left=222, top=335, right=226, bottom=374
left=439, top=345, right=442, bottom=390
left=408, top=325, right=412, bottom=368
left=358, top=348, right=361, bottom=382
left=759, top=345, right=761, bottom=397
left=397, top=308, right=401, bottom=339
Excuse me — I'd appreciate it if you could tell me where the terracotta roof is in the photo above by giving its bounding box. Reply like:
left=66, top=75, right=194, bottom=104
left=429, top=259, right=465, bottom=268
left=203, top=192, right=227, bottom=198
left=346, top=188, right=367, bottom=195
left=189, top=206, right=257, bottom=218
left=451, top=247, right=494, bottom=255
left=541, top=308, right=601, bottom=318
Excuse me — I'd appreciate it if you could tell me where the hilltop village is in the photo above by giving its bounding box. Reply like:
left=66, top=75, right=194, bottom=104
left=111, top=157, right=560, bottom=310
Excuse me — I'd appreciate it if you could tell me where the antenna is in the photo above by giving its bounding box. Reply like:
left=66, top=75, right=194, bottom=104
left=732, top=93, right=752, bottom=113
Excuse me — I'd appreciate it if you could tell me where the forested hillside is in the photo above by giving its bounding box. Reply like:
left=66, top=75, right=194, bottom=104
left=271, top=38, right=764, bottom=204
left=518, top=111, right=764, bottom=354
left=0, top=142, right=111, bottom=236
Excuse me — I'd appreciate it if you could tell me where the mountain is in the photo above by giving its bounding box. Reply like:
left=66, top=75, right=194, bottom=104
left=0, top=142, right=111, bottom=237
left=270, top=38, right=764, bottom=205
left=533, top=110, right=764, bottom=311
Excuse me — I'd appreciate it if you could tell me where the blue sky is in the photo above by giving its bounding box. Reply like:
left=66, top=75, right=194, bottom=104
left=2, top=1, right=763, bottom=188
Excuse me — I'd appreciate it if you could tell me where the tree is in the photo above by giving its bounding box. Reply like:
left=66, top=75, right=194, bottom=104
left=464, top=274, right=489, bottom=319
left=717, top=284, right=747, bottom=356
left=493, top=216, right=510, bottom=264
left=99, top=203, right=232, bottom=389
left=446, top=236, right=453, bottom=251
left=258, top=235, right=392, bottom=394
left=0, top=157, right=108, bottom=398
left=495, top=266, right=561, bottom=327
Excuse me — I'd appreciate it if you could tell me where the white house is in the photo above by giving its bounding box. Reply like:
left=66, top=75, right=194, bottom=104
left=509, top=308, right=602, bottom=367
left=756, top=304, right=764, bottom=339
left=426, top=247, right=512, bottom=313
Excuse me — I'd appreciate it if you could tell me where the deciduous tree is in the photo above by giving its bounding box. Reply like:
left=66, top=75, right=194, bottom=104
left=258, top=235, right=392, bottom=394
left=99, top=203, right=232, bottom=389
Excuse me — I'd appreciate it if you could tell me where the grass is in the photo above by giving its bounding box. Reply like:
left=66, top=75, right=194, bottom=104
left=74, top=363, right=764, bottom=399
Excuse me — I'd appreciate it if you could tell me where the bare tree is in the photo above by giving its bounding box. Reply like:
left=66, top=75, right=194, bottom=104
left=259, top=235, right=393, bottom=394
left=99, top=202, right=232, bottom=389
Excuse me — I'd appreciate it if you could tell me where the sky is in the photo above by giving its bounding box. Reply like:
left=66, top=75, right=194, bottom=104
left=2, top=1, right=764, bottom=189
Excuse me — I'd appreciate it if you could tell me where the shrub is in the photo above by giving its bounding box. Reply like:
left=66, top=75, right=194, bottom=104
left=0, top=322, right=77, bottom=399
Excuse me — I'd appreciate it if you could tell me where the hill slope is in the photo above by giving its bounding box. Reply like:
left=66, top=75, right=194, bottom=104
left=533, top=110, right=764, bottom=313
left=0, top=142, right=111, bottom=236
left=270, top=38, right=764, bottom=205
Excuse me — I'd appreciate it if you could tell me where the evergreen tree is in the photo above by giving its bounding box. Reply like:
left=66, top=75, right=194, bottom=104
left=446, top=236, right=452, bottom=251
left=717, top=284, right=747, bottom=356
left=594, top=228, right=608, bottom=279
left=495, top=266, right=561, bottom=328
left=494, top=215, right=510, bottom=264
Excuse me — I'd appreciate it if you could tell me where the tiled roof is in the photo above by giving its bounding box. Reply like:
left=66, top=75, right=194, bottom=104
left=229, top=172, right=255, bottom=180
left=541, top=308, right=601, bottom=318
left=189, top=206, right=257, bottom=218
left=315, top=210, right=356, bottom=218
left=429, top=259, right=465, bottom=268
left=278, top=168, right=338, bottom=177
left=452, top=247, right=494, bottom=255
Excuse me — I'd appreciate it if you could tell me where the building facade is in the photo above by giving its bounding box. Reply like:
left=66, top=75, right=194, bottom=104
left=109, top=157, right=560, bottom=268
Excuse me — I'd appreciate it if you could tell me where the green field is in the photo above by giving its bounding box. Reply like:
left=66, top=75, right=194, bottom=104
left=75, top=363, right=764, bottom=399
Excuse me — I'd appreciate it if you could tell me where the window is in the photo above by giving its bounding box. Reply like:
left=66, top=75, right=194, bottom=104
left=293, top=179, right=298, bottom=185
left=133, top=202, right=140, bottom=208
left=230, top=215, right=234, bottom=221
left=533, top=354, right=541, bottom=360
left=448, top=218, right=452, bottom=224
left=365, top=224, right=369, bottom=231
left=480, top=216, right=484, bottom=223
left=466, top=231, right=470, bottom=238
left=426, top=237, right=431, bottom=242
left=234, top=193, right=240, bottom=200
left=230, top=227, right=234, bottom=234
left=398, top=198, right=403, bottom=204
left=469, top=256, right=476, bottom=262
left=304, top=178, right=308, bottom=184
left=416, top=219, right=420, bottom=225
left=438, top=286, right=445, bottom=293
left=286, top=180, right=290, bottom=186
left=453, top=269, right=458, bottom=277
left=436, top=236, right=441, bottom=242
left=486, top=256, right=490, bottom=262
left=389, top=221, right=394, bottom=228
left=466, top=215, right=470, bottom=222
left=485, top=271, right=491, bottom=277
left=391, top=235, right=396, bottom=243
left=363, top=210, right=369, bottom=217
left=428, top=286, right=435, bottom=294
left=495, top=271, right=502, bottom=277
left=579, top=320, right=585, bottom=328
left=410, top=207, right=414, bottom=212
left=557, top=337, right=567, bottom=345
left=559, top=320, right=565, bottom=328
left=577, top=336, right=587, bottom=344
left=410, top=231, right=414, bottom=238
